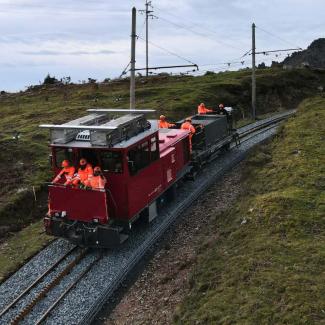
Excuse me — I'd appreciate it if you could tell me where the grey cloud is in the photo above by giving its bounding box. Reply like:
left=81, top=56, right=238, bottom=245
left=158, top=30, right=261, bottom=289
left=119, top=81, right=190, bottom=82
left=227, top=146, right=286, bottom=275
left=20, top=49, right=115, bottom=56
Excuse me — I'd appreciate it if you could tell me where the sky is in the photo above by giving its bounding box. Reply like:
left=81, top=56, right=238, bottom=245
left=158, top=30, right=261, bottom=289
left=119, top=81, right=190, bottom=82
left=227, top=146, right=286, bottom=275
left=0, top=0, right=324, bottom=91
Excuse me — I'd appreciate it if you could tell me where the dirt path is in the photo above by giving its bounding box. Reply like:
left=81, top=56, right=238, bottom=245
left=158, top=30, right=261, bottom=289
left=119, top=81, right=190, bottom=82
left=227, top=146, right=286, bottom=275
left=94, top=164, right=244, bottom=325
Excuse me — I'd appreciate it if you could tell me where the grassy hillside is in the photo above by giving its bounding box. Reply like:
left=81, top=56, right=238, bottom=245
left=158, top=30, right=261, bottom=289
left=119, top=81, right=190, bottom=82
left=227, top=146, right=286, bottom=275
left=0, top=67, right=324, bottom=234
left=174, top=96, right=325, bottom=324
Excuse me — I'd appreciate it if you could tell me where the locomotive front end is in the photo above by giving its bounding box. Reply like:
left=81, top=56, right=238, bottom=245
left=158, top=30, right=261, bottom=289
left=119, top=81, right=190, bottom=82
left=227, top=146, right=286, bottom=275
left=45, top=185, right=125, bottom=247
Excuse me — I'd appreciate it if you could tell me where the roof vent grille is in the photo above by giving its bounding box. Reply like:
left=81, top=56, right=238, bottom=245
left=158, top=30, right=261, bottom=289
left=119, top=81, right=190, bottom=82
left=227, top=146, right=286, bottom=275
left=76, top=130, right=90, bottom=141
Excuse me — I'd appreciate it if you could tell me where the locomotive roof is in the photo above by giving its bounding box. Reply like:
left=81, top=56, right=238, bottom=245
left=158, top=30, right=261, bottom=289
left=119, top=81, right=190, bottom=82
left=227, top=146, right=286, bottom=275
left=51, top=123, right=158, bottom=149
left=42, top=109, right=158, bottom=149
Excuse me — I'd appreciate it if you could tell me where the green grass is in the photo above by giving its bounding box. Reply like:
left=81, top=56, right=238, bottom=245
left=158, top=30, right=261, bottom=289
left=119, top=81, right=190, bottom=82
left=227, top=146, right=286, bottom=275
left=174, top=96, right=325, bottom=324
left=0, top=221, right=53, bottom=283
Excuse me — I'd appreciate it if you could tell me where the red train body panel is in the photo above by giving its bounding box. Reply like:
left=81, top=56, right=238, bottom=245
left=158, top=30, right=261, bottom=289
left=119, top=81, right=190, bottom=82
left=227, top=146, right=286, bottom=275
left=49, top=186, right=109, bottom=224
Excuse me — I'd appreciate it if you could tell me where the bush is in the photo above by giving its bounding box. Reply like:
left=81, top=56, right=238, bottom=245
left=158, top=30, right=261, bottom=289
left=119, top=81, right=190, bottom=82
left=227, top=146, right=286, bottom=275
left=43, top=74, right=59, bottom=85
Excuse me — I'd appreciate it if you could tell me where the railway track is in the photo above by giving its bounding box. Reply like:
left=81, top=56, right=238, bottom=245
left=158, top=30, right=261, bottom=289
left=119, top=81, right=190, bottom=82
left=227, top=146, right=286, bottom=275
left=237, top=109, right=295, bottom=138
left=0, top=246, right=102, bottom=325
left=0, top=110, right=295, bottom=325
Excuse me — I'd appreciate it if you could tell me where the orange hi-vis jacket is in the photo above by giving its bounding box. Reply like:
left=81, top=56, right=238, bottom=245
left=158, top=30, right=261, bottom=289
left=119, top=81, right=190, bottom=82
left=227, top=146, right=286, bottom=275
left=158, top=120, right=174, bottom=129
left=87, top=175, right=107, bottom=190
left=198, top=104, right=213, bottom=115
left=181, top=121, right=196, bottom=135
left=75, top=164, right=93, bottom=184
left=181, top=121, right=196, bottom=152
left=53, top=166, right=75, bottom=185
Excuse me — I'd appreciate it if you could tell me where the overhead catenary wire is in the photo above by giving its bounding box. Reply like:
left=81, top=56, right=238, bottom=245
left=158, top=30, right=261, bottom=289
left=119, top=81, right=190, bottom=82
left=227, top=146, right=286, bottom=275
left=150, top=8, right=251, bottom=63
left=200, top=61, right=245, bottom=67
left=154, top=5, right=249, bottom=50
left=119, top=61, right=131, bottom=78
left=255, top=25, right=303, bottom=50
left=155, top=14, right=243, bottom=52
left=137, top=35, right=197, bottom=66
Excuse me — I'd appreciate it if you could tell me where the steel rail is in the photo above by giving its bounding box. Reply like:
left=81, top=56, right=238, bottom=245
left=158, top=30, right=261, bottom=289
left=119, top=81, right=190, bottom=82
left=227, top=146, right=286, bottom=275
left=0, top=245, right=77, bottom=318
left=9, top=248, right=88, bottom=325
left=34, top=253, right=103, bottom=325
left=237, top=109, right=295, bottom=137
left=239, top=123, right=280, bottom=144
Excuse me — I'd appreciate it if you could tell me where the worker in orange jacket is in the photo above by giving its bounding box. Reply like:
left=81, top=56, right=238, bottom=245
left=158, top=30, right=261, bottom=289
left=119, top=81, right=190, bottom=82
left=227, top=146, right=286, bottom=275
left=52, top=160, right=75, bottom=185
left=181, top=117, right=196, bottom=152
left=158, top=115, right=175, bottom=129
left=198, top=103, right=213, bottom=115
left=86, top=166, right=107, bottom=190
left=72, top=158, right=93, bottom=187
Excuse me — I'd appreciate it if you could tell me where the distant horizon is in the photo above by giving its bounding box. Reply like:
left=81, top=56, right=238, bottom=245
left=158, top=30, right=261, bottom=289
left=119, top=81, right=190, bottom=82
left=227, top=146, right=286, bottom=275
left=0, top=0, right=324, bottom=92
left=0, top=60, right=284, bottom=94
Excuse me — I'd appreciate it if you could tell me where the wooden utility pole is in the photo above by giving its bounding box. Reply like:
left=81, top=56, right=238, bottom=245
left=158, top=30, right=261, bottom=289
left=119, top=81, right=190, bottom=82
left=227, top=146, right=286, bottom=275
left=130, top=7, right=136, bottom=110
left=252, top=22, right=256, bottom=120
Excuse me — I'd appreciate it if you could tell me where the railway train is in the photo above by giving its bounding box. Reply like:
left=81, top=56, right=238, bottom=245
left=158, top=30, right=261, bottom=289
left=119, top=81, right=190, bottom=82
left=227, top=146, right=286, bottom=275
left=40, top=108, right=238, bottom=248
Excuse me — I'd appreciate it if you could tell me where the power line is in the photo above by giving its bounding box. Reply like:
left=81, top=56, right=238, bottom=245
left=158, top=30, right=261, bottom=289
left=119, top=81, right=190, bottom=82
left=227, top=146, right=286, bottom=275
left=241, top=49, right=252, bottom=58
left=119, top=61, right=131, bottom=78
left=137, top=35, right=197, bottom=66
left=254, top=48, right=302, bottom=55
left=200, top=61, right=246, bottom=67
left=155, top=14, right=243, bottom=51
left=137, top=18, right=147, bottom=39
left=256, top=25, right=303, bottom=50
left=154, top=5, right=249, bottom=50
left=153, top=13, right=251, bottom=65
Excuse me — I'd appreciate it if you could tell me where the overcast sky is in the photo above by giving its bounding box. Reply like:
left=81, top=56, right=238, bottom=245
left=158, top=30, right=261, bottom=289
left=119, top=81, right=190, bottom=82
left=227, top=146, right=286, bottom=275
left=0, top=0, right=324, bottom=91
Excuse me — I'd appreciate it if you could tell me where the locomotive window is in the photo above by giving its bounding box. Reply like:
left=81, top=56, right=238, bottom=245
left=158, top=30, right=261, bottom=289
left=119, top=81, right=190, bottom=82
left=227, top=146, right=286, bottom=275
left=150, top=136, right=159, bottom=162
left=128, top=141, right=150, bottom=175
left=78, top=149, right=99, bottom=167
left=54, top=148, right=74, bottom=168
left=99, top=151, right=123, bottom=173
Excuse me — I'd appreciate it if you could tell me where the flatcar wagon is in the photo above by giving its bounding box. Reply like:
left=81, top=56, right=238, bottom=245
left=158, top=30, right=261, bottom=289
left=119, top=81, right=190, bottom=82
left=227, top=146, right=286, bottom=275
left=177, top=113, right=238, bottom=172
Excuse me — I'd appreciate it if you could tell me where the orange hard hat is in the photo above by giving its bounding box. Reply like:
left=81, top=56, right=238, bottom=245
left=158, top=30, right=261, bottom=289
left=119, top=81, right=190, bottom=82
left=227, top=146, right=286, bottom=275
left=80, top=158, right=87, bottom=166
left=61, top=160, right=70, bottom=168
left=160, top=115, right=166, bottom=120
left=219, top=103, right=224, bottom=108
left=94, top=166, right=102, bottom=172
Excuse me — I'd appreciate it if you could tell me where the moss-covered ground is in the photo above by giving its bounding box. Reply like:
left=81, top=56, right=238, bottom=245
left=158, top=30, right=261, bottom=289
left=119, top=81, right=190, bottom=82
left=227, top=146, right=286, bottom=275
left=174, top=96, right=325, bottom=324
left=0, top=221, right=53, bottom=282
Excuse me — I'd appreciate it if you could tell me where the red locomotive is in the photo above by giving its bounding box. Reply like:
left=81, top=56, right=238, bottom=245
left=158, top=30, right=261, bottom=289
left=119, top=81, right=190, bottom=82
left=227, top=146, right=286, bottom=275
left=41, top=108, right=236, bottom=248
